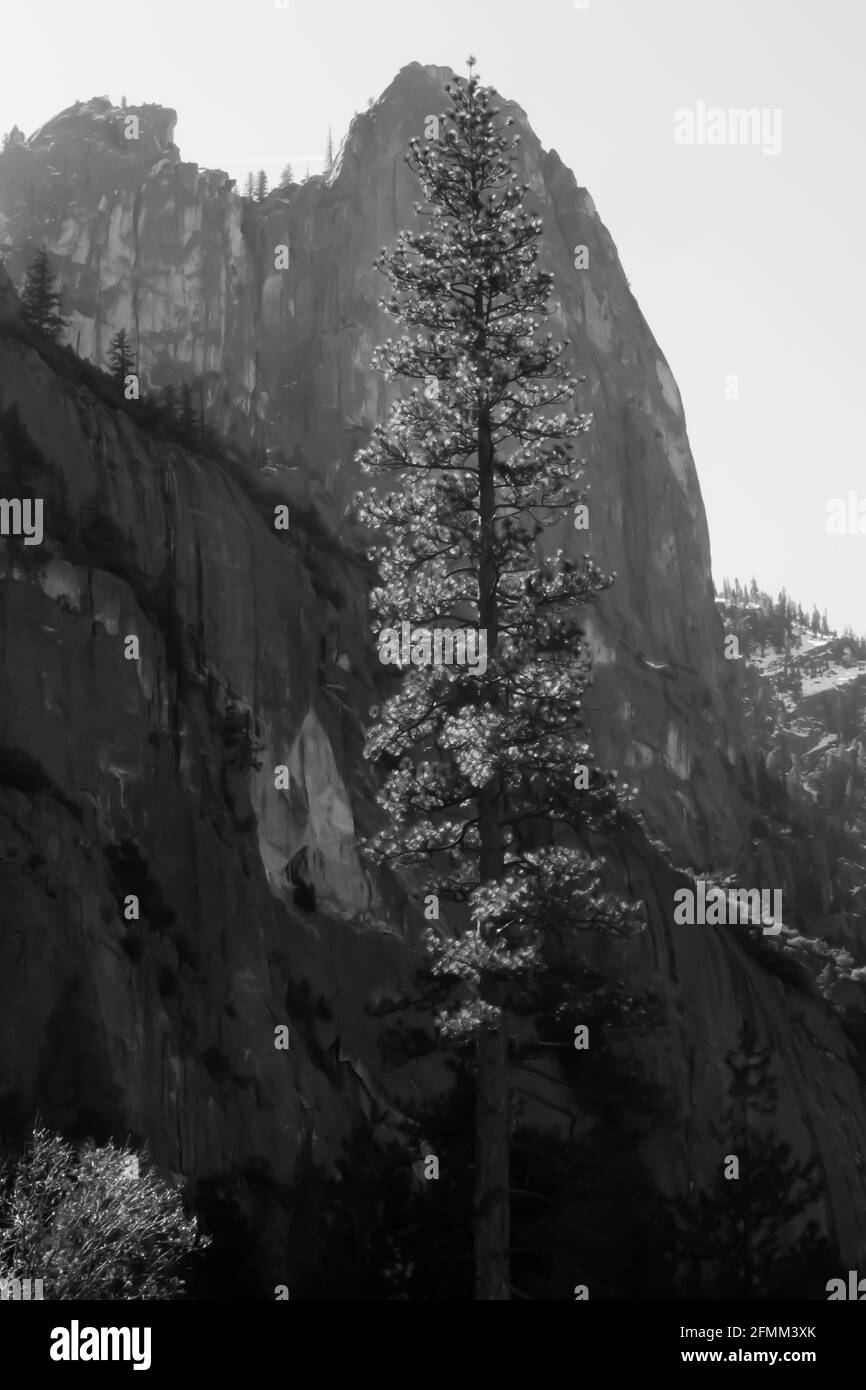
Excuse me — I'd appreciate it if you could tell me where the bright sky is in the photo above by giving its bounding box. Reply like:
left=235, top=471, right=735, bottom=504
left=2, top=0, right=864, bottom=631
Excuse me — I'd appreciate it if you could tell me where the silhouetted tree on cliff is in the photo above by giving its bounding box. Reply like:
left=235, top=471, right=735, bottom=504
left=355, top=58, right=642, bottom=1300
left=255, top=169, right=268, bottom=203
left=107, top=326, right=134, bottom=384
left=674, top=1021, right=835, bottom=1298
left=20, top=247, right=67, bottom=341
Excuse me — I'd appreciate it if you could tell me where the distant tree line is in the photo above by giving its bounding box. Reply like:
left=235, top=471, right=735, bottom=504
left=721, top=577, right=832, bottom=643
left=721, top=577, right=866, bottom=659
left=9, top=245, right=226, bottom=455
left=244, top=170, right=270, bottom=201
left=240, top=128, right=337, bottom=200
left=0, top=243, right=351, bottom=594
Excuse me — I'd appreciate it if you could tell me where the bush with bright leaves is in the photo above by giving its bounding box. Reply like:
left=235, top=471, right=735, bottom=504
left=0, top=1124, right=208, bottom=1299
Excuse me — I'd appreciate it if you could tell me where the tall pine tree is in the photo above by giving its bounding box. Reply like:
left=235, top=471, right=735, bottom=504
left=107, top=326, right=134, bottom=383
left=20, top=246, right=67, bottom=341
left=356, top=59, right=642, bottom=1300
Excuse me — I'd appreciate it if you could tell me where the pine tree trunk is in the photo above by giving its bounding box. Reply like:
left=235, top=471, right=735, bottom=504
left=472, top=265, right=511, bottom=1295
left=474, top=1005, right=511, bottom=1299
left=742, top=1113, right=752, bottom=1295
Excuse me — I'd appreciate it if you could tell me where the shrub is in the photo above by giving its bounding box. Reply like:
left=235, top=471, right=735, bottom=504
left=0, top=1123, right=209, bottom=1299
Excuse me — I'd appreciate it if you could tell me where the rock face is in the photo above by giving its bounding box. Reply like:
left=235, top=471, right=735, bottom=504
left=718, top=596, right=866, bottom=964
left=0, top=314, right=426, bottom=1180
left=1, top=66, right=865, bottom=1281
left=0, top=70, right=752, bottom=872
left=0, top=97, right=257, bottom=442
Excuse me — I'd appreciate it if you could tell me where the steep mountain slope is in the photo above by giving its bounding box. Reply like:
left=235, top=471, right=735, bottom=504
left=718, top=590, right=866, bottom=966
